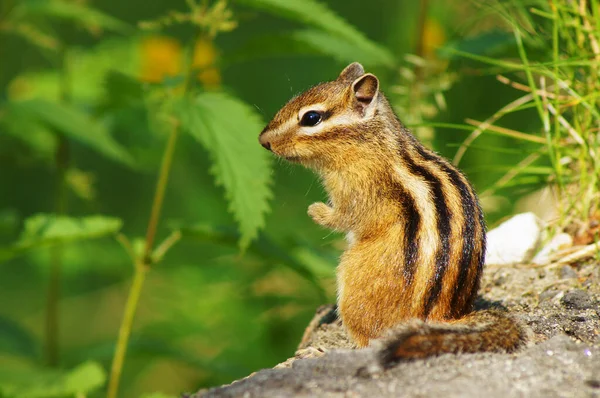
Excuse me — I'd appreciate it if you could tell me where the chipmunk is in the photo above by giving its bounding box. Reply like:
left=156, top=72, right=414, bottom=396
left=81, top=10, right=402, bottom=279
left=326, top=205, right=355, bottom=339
left=259, top=62, right=526, bottom=364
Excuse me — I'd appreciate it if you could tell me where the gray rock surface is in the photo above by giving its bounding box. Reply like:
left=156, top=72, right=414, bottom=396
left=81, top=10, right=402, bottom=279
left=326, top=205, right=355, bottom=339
left=194, top=259, right=600, bottom=398
left=198, top=336, right=598, bottom=398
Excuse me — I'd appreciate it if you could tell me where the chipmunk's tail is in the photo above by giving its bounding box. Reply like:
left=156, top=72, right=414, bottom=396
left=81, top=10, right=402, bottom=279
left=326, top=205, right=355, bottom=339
left=379, top=310, right=527, bottom=367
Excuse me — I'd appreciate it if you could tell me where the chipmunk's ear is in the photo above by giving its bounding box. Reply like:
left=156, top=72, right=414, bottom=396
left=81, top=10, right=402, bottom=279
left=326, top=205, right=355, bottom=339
left=338, top=62, right=365, bottom=82
left=351, top=73, right=379, bottom=115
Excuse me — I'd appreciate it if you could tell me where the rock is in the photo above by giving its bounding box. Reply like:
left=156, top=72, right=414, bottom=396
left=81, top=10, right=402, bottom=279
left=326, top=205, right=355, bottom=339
left=485, top=213, right=542, bottom=265
left=560, top=265, right=578, bottom=280
left=532, top=233, right=573, bottom=265
left=194, top=336, right=599, bottom=398
left=561, top=289, right=594, bottom=310
left=538, top=289, right=560, bottom=303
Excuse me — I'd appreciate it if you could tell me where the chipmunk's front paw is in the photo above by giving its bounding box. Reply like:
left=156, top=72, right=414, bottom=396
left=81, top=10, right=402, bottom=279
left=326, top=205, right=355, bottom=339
left=308, top=202, right=334, bottom=227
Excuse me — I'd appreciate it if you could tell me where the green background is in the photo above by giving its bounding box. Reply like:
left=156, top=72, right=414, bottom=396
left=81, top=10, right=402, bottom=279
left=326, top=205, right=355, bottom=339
left=0, top=0, right=545, bottom=396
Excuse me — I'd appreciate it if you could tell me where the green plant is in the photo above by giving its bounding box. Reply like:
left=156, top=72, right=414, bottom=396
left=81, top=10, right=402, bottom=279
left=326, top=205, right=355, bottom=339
left=0, top=0, right=395, bottom=396
left=433, top=0, right=599, bottom=232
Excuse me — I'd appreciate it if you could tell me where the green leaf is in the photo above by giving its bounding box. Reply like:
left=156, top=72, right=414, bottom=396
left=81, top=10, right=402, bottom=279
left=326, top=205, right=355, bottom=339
left=291, top=29, right=393, bottom=67
left=0, top=361, right=106, bottom=398
left=63, top=362, right=106, bottom=396
left=0, top=103, right=57, bottom=162
left=238, top=0, right=394, bottom=67
left=18, top=214, right=123, bottom=246
left=17, top=0, right=130, bottom=33
left=9, top=99, right=135, bottom=167
left=0, top=214, right=123, bottom=263
left=176, top=93, right=272, bottom=250
left=0, top=316, right=37, bottom=359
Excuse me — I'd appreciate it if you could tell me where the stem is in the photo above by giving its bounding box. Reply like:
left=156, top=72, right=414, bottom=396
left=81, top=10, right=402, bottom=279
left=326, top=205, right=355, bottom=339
left=106, top=120, right=181, bottom=398
left=106, top=33, right=200, bottom=397
left=106, top=261, right=147, bottom=398
left=142, top=121, right=181, bottom=264
left=106, top=47, right=195, bottom=396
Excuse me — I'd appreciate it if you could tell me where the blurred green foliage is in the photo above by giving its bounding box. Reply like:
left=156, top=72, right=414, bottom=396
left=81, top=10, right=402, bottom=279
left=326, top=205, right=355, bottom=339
left=1, top=0, right=596, bottom=397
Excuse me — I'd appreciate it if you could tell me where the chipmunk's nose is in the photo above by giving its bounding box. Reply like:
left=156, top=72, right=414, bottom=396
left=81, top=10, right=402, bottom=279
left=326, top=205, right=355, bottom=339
left=259, top=134, right=272, bottom=151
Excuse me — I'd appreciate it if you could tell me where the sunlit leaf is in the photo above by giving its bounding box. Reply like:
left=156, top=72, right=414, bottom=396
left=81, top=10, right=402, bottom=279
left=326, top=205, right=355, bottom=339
left=176, top=93, right=272, bottom=250
left=16, top=0, right=130, bottom=33
left=63, top=362, right=106, bottom=396
left=9, top=99, right=135, bottom=167
left=18, top=214, right=123, bottom=246
left=0, top=316, right=37, bottom=359
left=238, top=0, right=394, bottom=67
left=0, top=214, right=123, bottom=263
left=0, top=361, right=105, bottom=398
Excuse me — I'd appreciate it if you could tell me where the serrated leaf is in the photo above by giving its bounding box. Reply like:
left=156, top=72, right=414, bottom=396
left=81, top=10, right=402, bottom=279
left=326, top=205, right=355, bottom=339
left=0, top=361, right=105, bottom=398
left=0, top=214, right=123, bottom=263
left=176, top=93, right=272, bottom=249
left=0, top=316, right=38, bottom=359
left=9, top=99, right=135, bottom=167
left=16, top=0, right=130, bottom=33
left=238, top=0, right=394, bottom=67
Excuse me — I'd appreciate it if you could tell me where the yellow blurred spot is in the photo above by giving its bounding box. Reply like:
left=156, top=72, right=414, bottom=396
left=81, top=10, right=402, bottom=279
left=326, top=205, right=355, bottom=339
left=66, top=168, right=96, bottom=201
left=140, top=36, right=182, bottom=83
left=422, top=18, right=446, bottom=59
left=192, top=38, right=221, bottom=88
left=7, top=76, right=32, bottom=100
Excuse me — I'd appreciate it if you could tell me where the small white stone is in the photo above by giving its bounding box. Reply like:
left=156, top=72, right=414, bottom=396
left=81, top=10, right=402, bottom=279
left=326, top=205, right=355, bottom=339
left=532, top=233, right=573, bottom=265
left=485, top=212, right=542, bottom=265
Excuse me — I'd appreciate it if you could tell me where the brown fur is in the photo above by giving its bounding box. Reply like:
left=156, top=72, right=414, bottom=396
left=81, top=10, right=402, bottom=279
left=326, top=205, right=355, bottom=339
left=259, top=63, right=526, bottom=361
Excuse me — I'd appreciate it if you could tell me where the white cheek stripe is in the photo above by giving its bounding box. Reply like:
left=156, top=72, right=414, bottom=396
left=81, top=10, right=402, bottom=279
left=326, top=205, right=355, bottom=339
left=298, top=113, right=358, bottom=136
left=270, top=101, right=378, bottom=137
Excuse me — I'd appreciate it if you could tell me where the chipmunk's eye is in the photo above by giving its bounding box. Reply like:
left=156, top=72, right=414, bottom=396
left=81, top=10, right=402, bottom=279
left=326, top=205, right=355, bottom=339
left=300, top=111, right=322, bottom=127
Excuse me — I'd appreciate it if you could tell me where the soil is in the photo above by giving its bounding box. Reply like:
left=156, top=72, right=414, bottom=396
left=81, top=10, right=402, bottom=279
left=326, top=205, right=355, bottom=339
left=193, top=258, right=600, bottom=398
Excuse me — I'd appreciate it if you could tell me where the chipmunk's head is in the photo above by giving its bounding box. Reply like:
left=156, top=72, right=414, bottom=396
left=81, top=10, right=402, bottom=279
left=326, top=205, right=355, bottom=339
left=259, top=62, right=384, bottom=169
